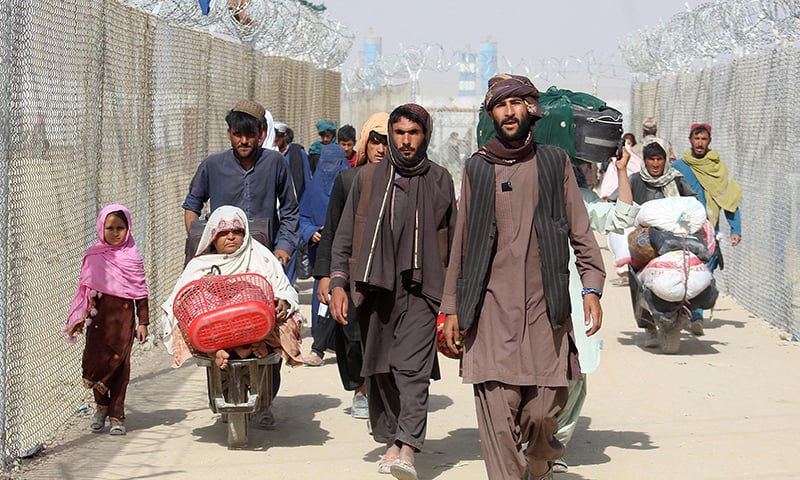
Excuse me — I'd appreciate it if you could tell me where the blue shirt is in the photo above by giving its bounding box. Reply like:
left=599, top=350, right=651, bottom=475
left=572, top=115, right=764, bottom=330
left=182, top=147, right=299, bottom=253
left=672, top=159, right=741, bottom=235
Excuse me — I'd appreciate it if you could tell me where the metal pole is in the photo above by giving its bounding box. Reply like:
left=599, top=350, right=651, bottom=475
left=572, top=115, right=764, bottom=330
left=0, top=0, right=16, bottom=463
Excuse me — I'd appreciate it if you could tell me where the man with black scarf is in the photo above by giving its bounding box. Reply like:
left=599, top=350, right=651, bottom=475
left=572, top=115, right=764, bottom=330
left=440, top=75, right=605, bottom=480
left=329, top=104, right=457, bottom=480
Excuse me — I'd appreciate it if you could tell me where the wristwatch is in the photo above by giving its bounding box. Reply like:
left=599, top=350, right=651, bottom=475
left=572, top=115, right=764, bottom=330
left=581, top=287, right=602, bottom=299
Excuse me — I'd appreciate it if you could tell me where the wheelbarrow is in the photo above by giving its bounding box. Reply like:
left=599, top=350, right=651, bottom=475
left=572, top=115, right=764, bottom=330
left=194, top=352, right=281, bottom=448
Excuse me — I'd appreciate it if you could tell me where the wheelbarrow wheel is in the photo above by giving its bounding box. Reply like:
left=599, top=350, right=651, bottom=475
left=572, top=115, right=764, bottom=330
left=659, top=323, right=682, bottom=354
left=226, top=378, right=249, bottom=449
left=227, top=412, right=248, bottom=448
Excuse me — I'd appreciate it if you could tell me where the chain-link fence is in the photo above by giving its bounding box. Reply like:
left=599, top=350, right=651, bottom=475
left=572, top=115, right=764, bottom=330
left=630, top=45, right=800, bottom=340
left=0, top=0, right=339, bottom=463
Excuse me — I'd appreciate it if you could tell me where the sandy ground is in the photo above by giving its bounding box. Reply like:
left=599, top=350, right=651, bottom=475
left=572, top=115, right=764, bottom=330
left=9, top=236, right=800, bottom=480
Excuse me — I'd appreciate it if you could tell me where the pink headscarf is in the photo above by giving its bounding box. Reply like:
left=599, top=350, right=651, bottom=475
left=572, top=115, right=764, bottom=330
left=63, top=204, right=148, bottom=342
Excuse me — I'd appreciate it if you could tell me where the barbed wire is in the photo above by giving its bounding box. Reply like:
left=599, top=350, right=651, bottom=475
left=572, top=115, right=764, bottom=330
left=341, top=44, right=629, bottom=96
left=620, top=0, right=800, bottom=78
left=122, top=0, right=354, bottom=69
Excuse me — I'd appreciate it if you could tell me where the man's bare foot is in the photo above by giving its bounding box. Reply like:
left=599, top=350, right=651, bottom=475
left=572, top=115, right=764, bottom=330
left=215, top=349, right=230, bottom=369
left=378, top=442, right=401, bottom=474
left=232, top=345, right=252, bottom=358
left=398, top=443, right=415, bottom=465
left=390, top=443, right=417, bottom=479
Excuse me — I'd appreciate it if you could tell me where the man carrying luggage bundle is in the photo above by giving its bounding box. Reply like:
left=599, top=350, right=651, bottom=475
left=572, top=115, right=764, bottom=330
left=440, top=74, right=605, bottom=480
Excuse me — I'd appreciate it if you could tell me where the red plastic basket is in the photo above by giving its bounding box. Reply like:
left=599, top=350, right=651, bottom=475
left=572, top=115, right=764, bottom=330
left=436, top=313, right=464, bottom=359
left=173, top=273, right=276, bottom=354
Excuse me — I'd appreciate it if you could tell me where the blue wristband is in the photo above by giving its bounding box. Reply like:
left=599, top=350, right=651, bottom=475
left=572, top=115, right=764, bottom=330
left=581, top=287, right=602, bottom=299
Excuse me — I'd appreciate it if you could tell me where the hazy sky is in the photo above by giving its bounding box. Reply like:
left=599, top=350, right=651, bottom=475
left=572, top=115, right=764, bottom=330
left=323, top=0, right=705, bottom=100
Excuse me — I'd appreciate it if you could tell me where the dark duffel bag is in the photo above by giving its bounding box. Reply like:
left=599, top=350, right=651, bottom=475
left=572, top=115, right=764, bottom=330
left=649, top=227, right=712, bottom=262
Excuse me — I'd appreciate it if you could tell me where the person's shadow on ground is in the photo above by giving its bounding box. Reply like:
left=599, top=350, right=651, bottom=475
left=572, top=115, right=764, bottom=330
left=427, top=393, right=454, bottom=413
left=564, top=416, right=655, bottom=468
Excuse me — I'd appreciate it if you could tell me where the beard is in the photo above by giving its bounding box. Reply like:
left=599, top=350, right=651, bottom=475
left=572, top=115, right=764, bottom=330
left=493, top=114, right=532, bottom=144
left=692, top=146, right=708, bottom=158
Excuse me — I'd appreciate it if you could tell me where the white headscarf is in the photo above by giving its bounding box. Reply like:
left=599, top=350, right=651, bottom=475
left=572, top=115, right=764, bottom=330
left=639, top=137, right=683, bottom=197
left=264, top=109, right=278, bottom=151
left=160, top=206, right=298, bottom=366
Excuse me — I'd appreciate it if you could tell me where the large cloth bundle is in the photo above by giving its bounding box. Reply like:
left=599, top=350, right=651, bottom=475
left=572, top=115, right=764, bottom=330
left=638, top=250, right=713, bottom=302
left=636, top=197, right=707, bottom=234
left=535, top=87, right=623, bottom=163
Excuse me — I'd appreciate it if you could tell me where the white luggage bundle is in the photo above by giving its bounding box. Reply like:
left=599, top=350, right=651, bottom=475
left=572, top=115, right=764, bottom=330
left=637, top=250, right=713, bottom=302
left=635, top=197, right=707, bottom=234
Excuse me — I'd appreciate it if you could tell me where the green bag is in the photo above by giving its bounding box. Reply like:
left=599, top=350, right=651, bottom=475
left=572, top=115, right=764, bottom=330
left=476, top=103, right=496, bottom=149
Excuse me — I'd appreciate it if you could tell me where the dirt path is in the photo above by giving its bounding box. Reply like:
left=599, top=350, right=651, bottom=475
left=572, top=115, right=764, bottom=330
left=12, top=238, right=800, bottom=479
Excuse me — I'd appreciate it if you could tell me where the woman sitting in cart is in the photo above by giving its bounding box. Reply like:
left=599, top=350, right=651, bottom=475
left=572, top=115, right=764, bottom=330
left=161, top=205, right=302, bottom=370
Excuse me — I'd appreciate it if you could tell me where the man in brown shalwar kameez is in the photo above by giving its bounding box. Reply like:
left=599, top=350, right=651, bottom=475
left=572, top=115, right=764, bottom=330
left=440, top=74, right=606, bottom=480
left=329, top=104, right=457, bottom=480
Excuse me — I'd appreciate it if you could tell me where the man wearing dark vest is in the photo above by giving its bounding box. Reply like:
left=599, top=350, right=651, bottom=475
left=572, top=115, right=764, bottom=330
left=439, top=74, right=605, bottom=480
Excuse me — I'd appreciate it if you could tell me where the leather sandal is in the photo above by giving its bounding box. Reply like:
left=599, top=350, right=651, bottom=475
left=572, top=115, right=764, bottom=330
left=389, top=458, right=417, bottom=480
left=109, top=417, right=126, bottom=435
left=89, top=406, right=108, bottom=433
left=377, top=453, right=398, bottom=474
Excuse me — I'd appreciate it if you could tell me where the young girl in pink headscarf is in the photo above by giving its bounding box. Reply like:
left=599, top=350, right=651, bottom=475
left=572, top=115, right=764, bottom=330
left=63, top=204, right=149, bottom=435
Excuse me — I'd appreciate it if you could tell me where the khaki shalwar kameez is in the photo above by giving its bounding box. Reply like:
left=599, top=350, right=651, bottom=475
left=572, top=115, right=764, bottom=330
left=440, top=155, right=605, bottom=479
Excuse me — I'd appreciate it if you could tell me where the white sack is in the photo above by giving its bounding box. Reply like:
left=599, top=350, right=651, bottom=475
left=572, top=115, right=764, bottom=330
left=637, top=250, right=713, bottom=302
left=636, top=196, right=707, bottom=234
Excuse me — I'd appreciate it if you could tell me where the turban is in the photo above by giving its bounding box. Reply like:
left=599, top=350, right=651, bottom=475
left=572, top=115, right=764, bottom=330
left=399, top=103, right=431, bottom=132
left=388, top=103, right=432, bottom=175
left=484, top=74, right=541, bottom=120
left=316, top=119, right=338, bottom=134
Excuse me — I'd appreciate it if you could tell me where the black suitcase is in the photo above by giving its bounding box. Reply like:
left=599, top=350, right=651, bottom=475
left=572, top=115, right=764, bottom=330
left=572, top=105, right=623, bottom=163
